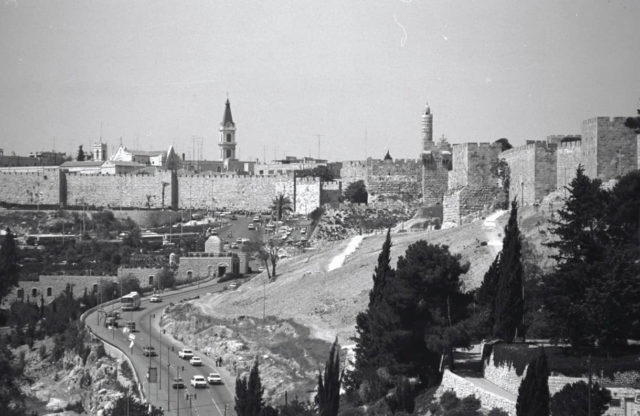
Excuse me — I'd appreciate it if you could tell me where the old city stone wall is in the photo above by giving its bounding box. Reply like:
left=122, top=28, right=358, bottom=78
left=442, top=186, right=504, bottom=226
left=341, top=159, right=424, bottom=203
left=293, top=178, right=321, bottom=215
left=448, top=143, right=501, bottom=189
left=178, top=173, right=285, bottom=212
left=0, top=169, right=61, bottom=206
left=117, top=267, right=163, bottom=288
left=320, top=180, right=342, bottom=206
left=556, top=141, right=583, bottom=189
left=582, top=117, right=638, bottom=180
left=66, top=171, right=171, bottom=208
left=502, top=141, right=557, bottom=206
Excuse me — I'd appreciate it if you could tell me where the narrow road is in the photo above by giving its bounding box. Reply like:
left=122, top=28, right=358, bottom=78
left=86, top=280, right=237, bottom=416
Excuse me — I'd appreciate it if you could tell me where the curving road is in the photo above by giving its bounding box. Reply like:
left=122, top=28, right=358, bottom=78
left=86, top=280, right=238, bottom=416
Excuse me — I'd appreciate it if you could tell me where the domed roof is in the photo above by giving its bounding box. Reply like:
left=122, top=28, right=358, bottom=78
left=204, top=235, right=223, bottom=254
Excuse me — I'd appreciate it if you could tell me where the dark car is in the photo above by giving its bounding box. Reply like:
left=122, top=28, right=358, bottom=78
left=172, top=377, right=185, bottom=389
left=142, top=346, right=156, bottom=357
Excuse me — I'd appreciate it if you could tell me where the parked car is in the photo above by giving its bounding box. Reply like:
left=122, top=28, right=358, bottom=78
left=178, top=349, right=194, bottom=359
left=172, top=377, right=185, bottom=389
left=191, top=375, right=208, bottom=388
left=142, top=346, right=156, bottom=357
left=149, top=295, right=162, bottom=303
left=125, top=321, right=136, bottom=332
left=189, top=356, right=203, bottom=366
left=207, top=372, right=223, bottom=385
left=105, top=317, right=118, bottom=328
left=248, top=223, right=255, bottom=230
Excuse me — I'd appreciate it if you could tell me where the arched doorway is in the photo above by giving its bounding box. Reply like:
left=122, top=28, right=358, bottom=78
left=217, top=263, right=228, bottom=277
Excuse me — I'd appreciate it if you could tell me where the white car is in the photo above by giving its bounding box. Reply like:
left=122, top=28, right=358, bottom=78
left=189, top=356, right=203, bottom=366
left=191, top=375, right=207, bottom=388
left=178, top=349, right=194, bottom=359
left=149, top=295, right=162, bottom=303
left=207, top=372, right=223, bottom=385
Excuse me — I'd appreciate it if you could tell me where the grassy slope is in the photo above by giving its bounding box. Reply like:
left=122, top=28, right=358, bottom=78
left=193, top=211, right=520, bottom=344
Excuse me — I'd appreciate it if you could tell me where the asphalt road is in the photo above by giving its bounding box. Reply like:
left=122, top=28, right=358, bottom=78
left=86, top=280, right=238, bottom=416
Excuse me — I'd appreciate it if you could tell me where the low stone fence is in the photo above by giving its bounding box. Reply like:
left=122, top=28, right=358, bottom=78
left=437, top=370, right=516, bottom=415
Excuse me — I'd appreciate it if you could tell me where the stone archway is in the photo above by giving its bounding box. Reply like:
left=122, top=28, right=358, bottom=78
left=217, top=263, right=229, bottom=277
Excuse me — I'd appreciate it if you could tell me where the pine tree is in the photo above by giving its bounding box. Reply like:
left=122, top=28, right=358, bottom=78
left=317, top=338, right=343, bottom=416
left=477, top=252, right=501, bottom=336
left=516, top=350, right=549, bottom=416
left=76, top=145, right=85, bottom=162
left=348, top=229, right=395, bottom=392
left=550, top=381, right=611, bottom=416
left=493, top=200, right=524, bottom=341
left=0, top=228, right=20, bottom=300
left=235, top=358, right=265, bottom=416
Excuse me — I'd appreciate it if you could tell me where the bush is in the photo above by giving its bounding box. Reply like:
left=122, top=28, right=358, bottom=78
left=38, top=344, right=47, bottom=360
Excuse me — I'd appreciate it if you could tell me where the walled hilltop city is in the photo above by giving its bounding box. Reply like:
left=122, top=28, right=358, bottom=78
left=1, top=99, right=638, bottom=224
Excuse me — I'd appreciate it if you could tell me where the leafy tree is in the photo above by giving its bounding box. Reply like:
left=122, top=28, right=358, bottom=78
left=493, top=200, right=524, bottom=341
left=235, top=358, right=265, bottom=416
left=0, top=228, right=20, bottom=300
left=271, top=194, right=293, bottom=221
left=0, top=338, right=25, bottom=416
left=348, top=230, right=397, bottom=395
left=298, top=165, right=335, bottom=182
left=386, top=377, right=414, bottom=415
left=430, top=391, right=482, bottom=416
left=493, top=138, right=513, bottom=152
left=624, top=107, right=640, bottom=133
left=317, top=338, right=343, bottom=416
left=393, top=241, right=471, bottom=386
left=543, top=167, right=640, bottom=347
left=77, top=145, right=85, bottom=161
left=344, top=180, right=368, bottom=204
left=550, top=381, right=611, bottom=416
left=109, top=396, right=164, bottom=416
left=515, top=350, right=549, bottom=416
left=156, top=267, right=175, bottom=290
left=119, top=273, right=143, bottom=296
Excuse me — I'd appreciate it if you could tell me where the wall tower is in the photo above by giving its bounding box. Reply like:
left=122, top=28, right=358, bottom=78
left=219, top=99, right=237, bottom=161
left=422, top=102, right=433, bottom=151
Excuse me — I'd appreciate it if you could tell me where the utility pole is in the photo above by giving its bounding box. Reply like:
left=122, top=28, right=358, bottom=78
left=167, top=345, right=170, bottom=411
left=588, top=354, right=592, bottom=416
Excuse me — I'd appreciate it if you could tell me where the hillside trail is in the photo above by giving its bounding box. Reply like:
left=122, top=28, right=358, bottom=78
left=482, top=209, right=507, bottom=254
left=327, top=234, right=366, bottom=271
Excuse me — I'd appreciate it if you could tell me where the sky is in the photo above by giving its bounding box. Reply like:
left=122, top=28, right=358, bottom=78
left=1, top=0, right=639, bottom=162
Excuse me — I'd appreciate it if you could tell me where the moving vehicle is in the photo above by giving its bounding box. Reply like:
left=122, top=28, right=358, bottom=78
left=178, top=349, right=194, bottom=359
left=125, top=321, right=136, bottom=332
left=142, top=346, right=156, bottom=357
left=247, top=223, right=255, bottom=230
left=191, top=375, right=207, bottom=388
left=121, top=291, right=141, bottom=311
left=189, top=356, right=203, bottom=366
left=207, top=372, right=223, bottom=385
left=172, top=377, right=185, bottom=389
left=105, top=316, right=118, bottom=328
left=252, top=216, right=260, bottom=222
left=149, top=295, right=162, bottom=303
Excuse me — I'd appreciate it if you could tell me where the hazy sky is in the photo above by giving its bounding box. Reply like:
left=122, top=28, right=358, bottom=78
left=1, top=0, right=639, bottom=162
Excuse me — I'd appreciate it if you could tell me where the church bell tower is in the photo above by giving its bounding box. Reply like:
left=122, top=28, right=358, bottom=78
left=219, top=98, right=237, bottom=161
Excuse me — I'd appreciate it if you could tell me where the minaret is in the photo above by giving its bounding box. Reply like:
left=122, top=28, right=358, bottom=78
left=421, top=102, right=433, bottom=151
left=219, top=98, right=237, bottom=161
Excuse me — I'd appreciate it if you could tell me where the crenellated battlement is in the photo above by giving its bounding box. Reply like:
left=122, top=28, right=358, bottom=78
left=501, top=140, right=557, bottom=158
left=558, top=140, right=582, bottom=150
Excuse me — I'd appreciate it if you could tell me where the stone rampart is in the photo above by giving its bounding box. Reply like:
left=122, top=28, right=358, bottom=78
left=502, top=141, right=557, bottom=206
left=66, top=171, right=171, bottom=208
left=556, top=140, right=583, bottom=189
left=437, top=370, right=516, bottom=415
left=443, top=186, right=503, bottom=226
left=448, top=143, right=501, bottom=189
left=117, top=267, right=163, bottom=289
left=0, top=169, right=61, bottom=206
left=581, top=117, right=637, bottom=181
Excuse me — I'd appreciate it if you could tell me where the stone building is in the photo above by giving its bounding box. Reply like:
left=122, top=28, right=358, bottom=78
left=420, top=103, right=453, bottom=207
left=175, top=236, right=245, bottom=281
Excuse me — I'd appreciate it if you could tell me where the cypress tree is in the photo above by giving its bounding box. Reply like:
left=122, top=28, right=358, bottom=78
left=516, top=350, right=549, bottom=416
left=477, top=252, right=501, bottom=336
left=0, top=228, right=20, bottom=300
left=235, top=358, right=264, bottom=416
left=348, top=229, right=395, bottom=391
left=317, top=338, right=343, bottom=416
left=493, top=200, right=524, bottom=341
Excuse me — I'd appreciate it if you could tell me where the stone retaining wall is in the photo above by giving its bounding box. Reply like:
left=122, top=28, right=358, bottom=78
left=437, top=370, right=516, bottom=415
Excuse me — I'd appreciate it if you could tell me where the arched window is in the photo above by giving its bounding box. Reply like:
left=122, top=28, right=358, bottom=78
left=46, top=287, right=52, bottom=297
left=226, top=149, right=232, bottom=158
left=148, top=275, right=154, bottom=286
left=226, top=133, right=231, bottom=142
left=187, top=270, right=193, bottom=280
left=31, top=288, right=38, bottom=298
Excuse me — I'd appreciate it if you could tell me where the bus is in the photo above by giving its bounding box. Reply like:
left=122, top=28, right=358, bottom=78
left=121, top=291, right=141, bottom=311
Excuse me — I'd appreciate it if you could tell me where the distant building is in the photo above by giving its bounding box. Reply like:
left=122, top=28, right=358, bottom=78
left=176, top=235, right=246, bottom=281
left=100, top=160, right=146, bottom=175
left=255, top=156, right=332, bottom=175
left=92, top=141, right=108, bottom=162
left=0, top=150, right=68, bottom=167
left=111, top=146, right=166, bottom=166
left=60, top=160, right=104, bottom=174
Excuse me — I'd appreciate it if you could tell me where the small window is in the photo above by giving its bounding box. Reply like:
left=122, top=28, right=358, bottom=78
left=92, top=284, right=98, bottom=293
left=226, top=133, right=231, bottom=142
left=31, top=288, right=38, bottom=298
left=46, top=287, right=52, bottom=297
left=187, top=270, right=193, bottom=280
left=17, top=288, right=24, bottom=299
left=148, top=275, right=154, bottom=285
left=226, top=149, right=232, bottom=158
